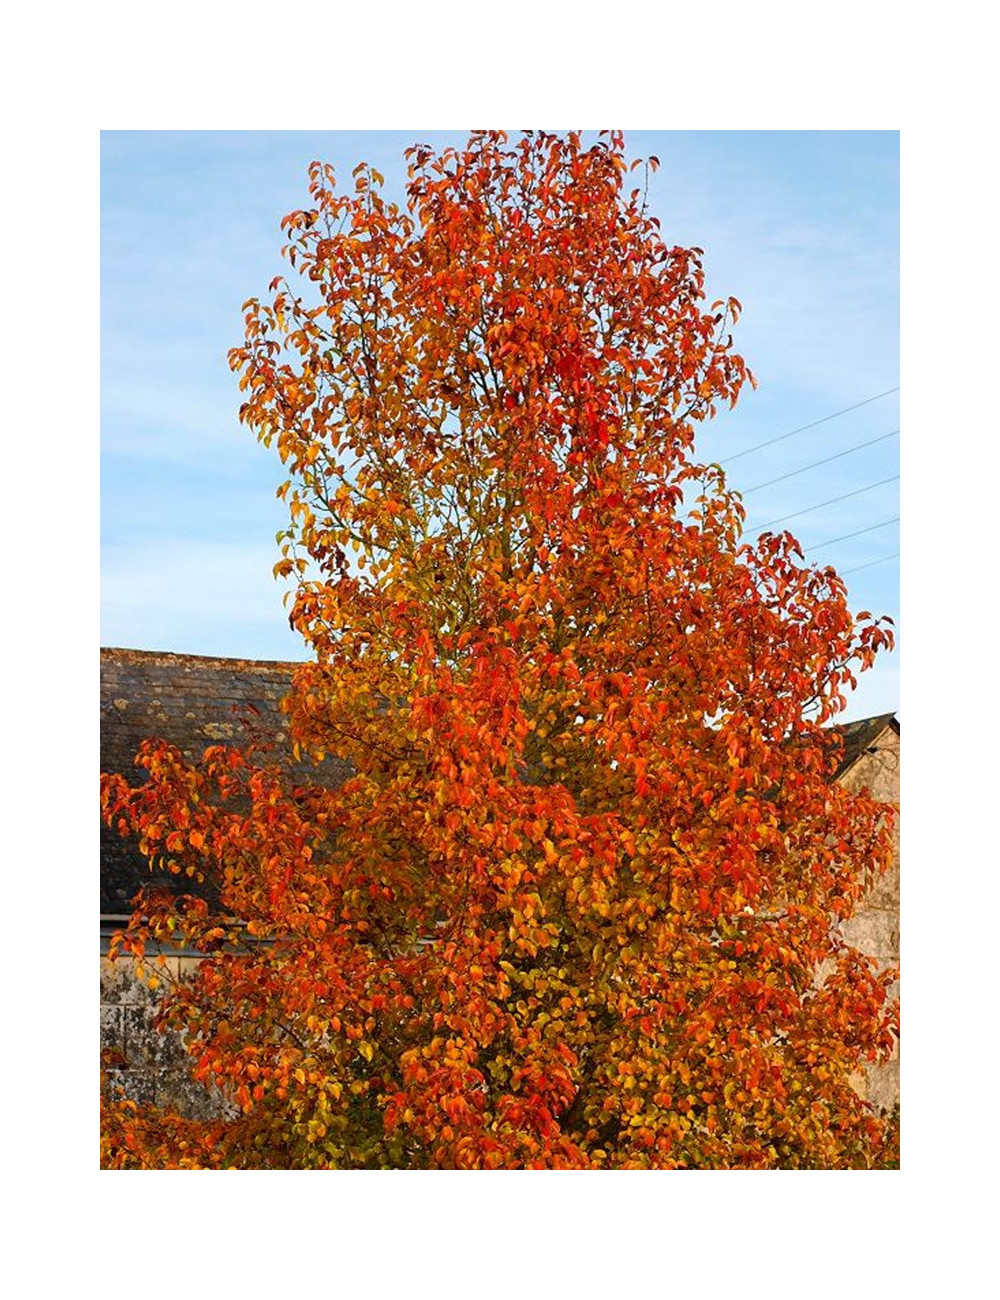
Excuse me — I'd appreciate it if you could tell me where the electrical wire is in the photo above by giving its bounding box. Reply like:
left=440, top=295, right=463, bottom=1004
left=840, top=552, right=899, bottom=576
left=721, top=386, right=900, bottom=466
left=807, top=516, right=900, bottom=551
left=741, top=430, right=899, bottom=495
left=751, top=475, right=900, bottom=532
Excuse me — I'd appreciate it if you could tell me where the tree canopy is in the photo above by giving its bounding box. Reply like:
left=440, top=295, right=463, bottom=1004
left=101, top=131, right=897, bottom=1169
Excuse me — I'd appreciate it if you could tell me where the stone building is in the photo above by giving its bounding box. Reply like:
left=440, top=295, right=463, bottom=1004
left=831, top=712, right=900, bottom=1112
left=100, top=647, right=900, bottom=1118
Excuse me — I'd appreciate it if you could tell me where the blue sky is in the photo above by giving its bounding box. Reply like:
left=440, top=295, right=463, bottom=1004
left=101, top=130, right=899, bottom=720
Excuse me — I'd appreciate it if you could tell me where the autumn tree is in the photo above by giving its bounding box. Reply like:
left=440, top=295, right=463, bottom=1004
left=101, top=131, right=897, bottom=1169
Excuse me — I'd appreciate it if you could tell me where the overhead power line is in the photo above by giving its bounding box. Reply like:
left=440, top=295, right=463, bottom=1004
left=721, top=387, right=900, bottom=466
left=742, top=430, right=899, bottom=495
left=840, top=552, right=899, bottom=576
left=808, top=516, right=900, bottom=551
left=751, top=475, right=900, bottom=532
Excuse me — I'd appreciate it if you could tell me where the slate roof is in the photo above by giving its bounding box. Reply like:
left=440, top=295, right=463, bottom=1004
left=830, top=712, right=899, bottom=779
left=100, top=647, right=350, bottom=914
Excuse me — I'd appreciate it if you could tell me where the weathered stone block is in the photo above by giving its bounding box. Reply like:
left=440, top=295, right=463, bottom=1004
left=100, top=1004, right=124, bottom=1058
left=863, top=862, right=900, bottom=911
left=123, top=1004, right=171, bottom=1068
left=104, top=1067, right=156, bottom=1107
left=842, top=909, right=899, bottom=965
left=865, top=1059, right=899, bottom=1114
left=100, top=957, right=151, bottom=1006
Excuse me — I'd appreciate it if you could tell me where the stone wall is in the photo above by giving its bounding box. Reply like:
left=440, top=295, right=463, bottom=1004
left=100, top=952, right=229, bottom=1121
left=839, top=724, right=900, bottom=1111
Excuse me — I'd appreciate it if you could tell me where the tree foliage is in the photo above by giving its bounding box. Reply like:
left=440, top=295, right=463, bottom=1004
left=101, top=131, right=897, bottom=1169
